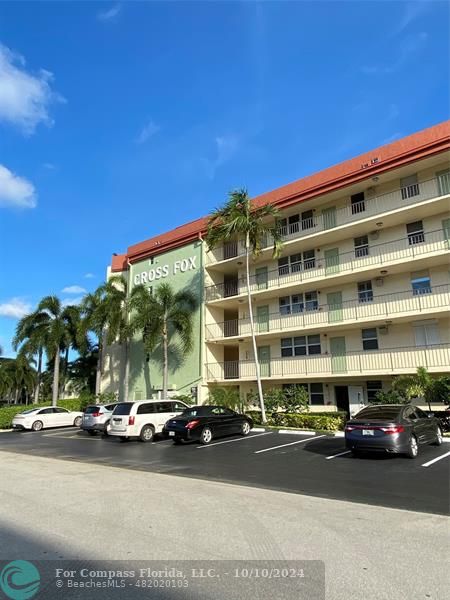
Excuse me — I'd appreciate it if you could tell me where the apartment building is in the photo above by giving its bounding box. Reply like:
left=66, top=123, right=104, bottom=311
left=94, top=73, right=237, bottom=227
left=106, top=121, right=450, bottom=411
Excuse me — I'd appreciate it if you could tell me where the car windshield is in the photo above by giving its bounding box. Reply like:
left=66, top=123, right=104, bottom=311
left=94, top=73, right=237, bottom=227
left=112, top=403, right=133, bottom=415
left=354, top=406, right=402, bottom=420
left=85, top=406, right=101, bottom=414
left=19, top=409, right=38, bottom=415
left=181, top=407, right=210, bottom=417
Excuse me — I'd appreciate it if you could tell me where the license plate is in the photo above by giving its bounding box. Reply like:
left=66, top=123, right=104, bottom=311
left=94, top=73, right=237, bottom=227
left=168, top=431, right=175, bottom=437
left=362, top=429, right=374, bottom=436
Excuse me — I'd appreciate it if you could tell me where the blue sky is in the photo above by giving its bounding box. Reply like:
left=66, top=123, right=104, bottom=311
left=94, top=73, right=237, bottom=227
left=0, top=0, right=449, bottom=356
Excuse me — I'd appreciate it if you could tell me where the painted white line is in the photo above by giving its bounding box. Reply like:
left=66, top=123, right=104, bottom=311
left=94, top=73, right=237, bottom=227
left=197, top=432, right=273, bottom=448
left=254, top=435, right=326, bottom=454
left=278, top=430, right=315, bottom=436
left=442, top=438, right=450, bottom=443
left=41, top=429, right=80, bottom=437
left=251, top=428, right=266, bottom=432
left=421, top=450, right=450, bottom=468
left=326, top=450, right=351, bottom=460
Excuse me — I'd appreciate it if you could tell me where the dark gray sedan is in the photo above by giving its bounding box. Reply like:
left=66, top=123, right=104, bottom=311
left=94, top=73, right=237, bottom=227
left=345, top=404, right=443, bottom=458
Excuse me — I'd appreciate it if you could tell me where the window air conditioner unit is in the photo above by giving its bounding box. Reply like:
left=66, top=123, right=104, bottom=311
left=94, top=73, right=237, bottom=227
left=378, top=326, right=389, bottom=335
left=369, top=231, right=380, bottom=240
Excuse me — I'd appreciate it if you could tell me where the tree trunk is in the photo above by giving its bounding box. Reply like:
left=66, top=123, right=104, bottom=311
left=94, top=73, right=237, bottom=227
left=245, top=232, right=266, bottom=423
left=52, top=350, right=60, bottom=407
left=162, top=321, right=169, bottom=400
left=34, top=348, right=43, bottom=404
left=95, top=341, right=103, bottom=396
left=123, top=341, right=130, bottom=401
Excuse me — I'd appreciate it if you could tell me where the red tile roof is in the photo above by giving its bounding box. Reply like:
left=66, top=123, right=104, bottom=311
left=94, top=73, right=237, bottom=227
left=111, top=120, right=450, bottom=269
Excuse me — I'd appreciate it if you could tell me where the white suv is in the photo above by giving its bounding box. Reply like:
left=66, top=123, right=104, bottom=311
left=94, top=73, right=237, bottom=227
left=109, top=400, right=189, bottom=442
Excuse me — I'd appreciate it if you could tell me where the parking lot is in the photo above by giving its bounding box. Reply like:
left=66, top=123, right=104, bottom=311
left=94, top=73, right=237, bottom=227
left=1, top=427, right=449, bottom=515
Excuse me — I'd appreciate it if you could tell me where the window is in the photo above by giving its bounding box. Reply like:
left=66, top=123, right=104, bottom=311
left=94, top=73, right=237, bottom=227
left=278, top=214, right=300, bottom=237
left=413, top=320, right=440, bottom=347
left=39, top=408, right=54, bottom=414
left=278, top=250, right=315, bottom=276
left=279, top=292, right=318, bottom=315
left=358, top=280, right=373, bottom=303
left=362, top=328, right=378, bottom=350
left=351, top=192, right=365, bottom=214
left=155, top=402, right=173, bottom=413
left=281, top=335, right=321, bottom=357
left=357, top=406, right=401, bottom=419
left=54, top=408, right=69, bottom=413
left=411, top=271, right=431, bottom=295
left=366, top=380, right=382, bottom=402
left=172, top=402, right=188, bottom=411
left=415, top=407, right=428, bottom=419
left=401, top=174, right=420, bottom=200
left=137, top=403, right=156, bottom=415
left=282, top=382, right=324, bottom=405
left=406, top=220, right=424, bottom=245
left=301, top=210, right=314, bottom=230
left=113, top=403, right=133, bottom=415
left=354, top=235, right=369, bottom=258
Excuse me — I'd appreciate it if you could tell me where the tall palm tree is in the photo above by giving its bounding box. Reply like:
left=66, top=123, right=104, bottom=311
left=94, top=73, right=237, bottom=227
left=129, top=282, right=197, bottom=399
left=81, top=289, right=108, bottom=395
left=32, top=296, right=81, bottom=406
left=13, top=310, right=49, bottom=404
left=206, top=189, right=282, bottom=423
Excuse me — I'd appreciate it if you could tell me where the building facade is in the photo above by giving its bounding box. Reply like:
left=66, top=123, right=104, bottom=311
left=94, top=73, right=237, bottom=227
left=105, top=122, right=450, bottom=412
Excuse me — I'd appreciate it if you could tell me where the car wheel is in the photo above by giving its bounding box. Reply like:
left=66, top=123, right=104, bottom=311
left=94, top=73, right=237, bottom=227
left=139, top=425, right=155, bottom=443
left=102, top=421, right=110, bottom=436
left=433, top=427, right=443, bottom=446
left=406, top=435, right=419, bottom=459
left=200, top=427, right=213, bottom=445
left=87, top=430, right=97, bottom=436
left=241, top=421, right=251, bottom=436
left=31, top=420, right=43, bottom=432
left=73, top=416, right=82, bottom=427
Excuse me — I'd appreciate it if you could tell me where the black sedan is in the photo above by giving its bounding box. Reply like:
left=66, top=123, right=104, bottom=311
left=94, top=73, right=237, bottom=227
left=345, top=404, right=443, bottom=458
left=163, top=405, right=253, bottom=445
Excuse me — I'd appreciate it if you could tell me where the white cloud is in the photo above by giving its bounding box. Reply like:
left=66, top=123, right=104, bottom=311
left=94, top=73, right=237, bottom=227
left=97, top=3, right=121, bottom=22
left=62, top=285, right=87, bottom=294
left=0, top=164, right=37, bottom=209
left=62, top=296, right=83, bottom=307
left=84, top=273, right=95, bottom=279
left=136, top=120, right=160, bottom=144
left=0, top=298, right=32, bottom=319
left=0, top=43, right=64, bottom=135
left=393, top=1, right=432, bottom=36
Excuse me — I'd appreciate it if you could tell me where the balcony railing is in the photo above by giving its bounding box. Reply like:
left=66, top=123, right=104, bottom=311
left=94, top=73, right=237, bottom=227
left=205, top=284, right=450, bottom=340
left=205, top=176, right=446, bottom=264
left=206, top=344, right=450, bottom=381
left=205, top=227, right=449, bottom=301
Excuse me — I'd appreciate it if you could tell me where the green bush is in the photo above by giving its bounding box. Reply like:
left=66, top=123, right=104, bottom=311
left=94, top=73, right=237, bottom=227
left=0, top=399, right=84, bottom=429
left=245, top=410, right=346, bottom=431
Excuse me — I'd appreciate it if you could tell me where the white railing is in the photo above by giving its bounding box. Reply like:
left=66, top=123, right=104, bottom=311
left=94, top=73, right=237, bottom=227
left=205, top=227, right=449, bottom=301
left=205, top=176, right=446, bottom=264
left=205, top=344, right=450, bottom=381
left=205, top=284, right=450, bottom=340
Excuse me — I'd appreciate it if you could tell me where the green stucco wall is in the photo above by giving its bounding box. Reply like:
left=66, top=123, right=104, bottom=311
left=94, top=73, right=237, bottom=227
left=127, top=240, right=203, bottom=400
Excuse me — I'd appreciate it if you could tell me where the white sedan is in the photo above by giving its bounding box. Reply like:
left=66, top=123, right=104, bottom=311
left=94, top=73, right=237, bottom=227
left=12, top=407, right=83, bottom=431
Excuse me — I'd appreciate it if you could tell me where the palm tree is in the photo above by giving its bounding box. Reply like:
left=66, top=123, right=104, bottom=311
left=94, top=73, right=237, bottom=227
left=129, top=282, right=197, bottom=399
left=81, top=289, right=107, bottom=395
left=13, top=310, right=49, bottom=404
left=32, top=296, right=81, bottom=406
left=393, top=367, right=435, bottom=411
left=206, top=188, right=283, bottom=423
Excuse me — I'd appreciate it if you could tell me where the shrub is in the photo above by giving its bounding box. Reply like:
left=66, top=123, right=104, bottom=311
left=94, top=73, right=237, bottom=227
left=245, top=410, right=346, bottom=431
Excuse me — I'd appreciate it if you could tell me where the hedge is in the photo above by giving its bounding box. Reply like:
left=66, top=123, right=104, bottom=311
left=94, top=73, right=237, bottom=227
left=246, top=410, right=346, bottom=431
left=0, top=399, right=84, bottom=429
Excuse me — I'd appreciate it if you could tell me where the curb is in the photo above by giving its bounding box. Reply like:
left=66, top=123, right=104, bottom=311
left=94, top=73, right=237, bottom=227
left=0, top=429, right=13, bottom=433
left=251, top=427, right=267, bottom=433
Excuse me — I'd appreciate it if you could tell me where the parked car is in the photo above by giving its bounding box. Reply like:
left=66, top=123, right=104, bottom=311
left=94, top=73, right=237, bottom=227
left=108, top=400, right=189, bottom=442
left=12, top=407, right=83, bottom=431
left=163, top=405, right=253, bottom=445
left=80, top=403, right=117, bottom=435
left=345, top=403, right=443, bottom=458
left=427, top=407, right=450, bottom=432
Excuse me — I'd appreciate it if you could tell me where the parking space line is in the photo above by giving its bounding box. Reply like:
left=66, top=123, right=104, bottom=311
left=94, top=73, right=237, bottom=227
left=41, top=429, right=79, bottom=437
left=279, top=430, right=314, bottom=436
left=326, top=450, right=351, bottom=460
left=197, top=432, right=273, bottom=448
left=421, top=450, right=450, bottom=468
left=254, top=435, right=326, bottom=454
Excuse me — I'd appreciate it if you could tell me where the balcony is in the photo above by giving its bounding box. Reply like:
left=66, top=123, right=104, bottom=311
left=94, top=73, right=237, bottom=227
left=205, top=175, right=448, bottom=265
left=206, top=344, right=450, bottom=381
left=205, top=227, right=449, bottom=302
left=205, top=284, right=450, bottom=341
